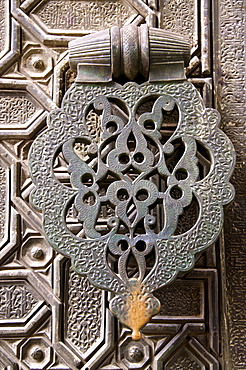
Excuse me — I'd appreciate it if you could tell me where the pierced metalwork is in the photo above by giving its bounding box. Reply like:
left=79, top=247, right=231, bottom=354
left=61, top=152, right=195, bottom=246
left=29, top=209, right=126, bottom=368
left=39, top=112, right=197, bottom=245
left=28, top=25, right=235, bottom=340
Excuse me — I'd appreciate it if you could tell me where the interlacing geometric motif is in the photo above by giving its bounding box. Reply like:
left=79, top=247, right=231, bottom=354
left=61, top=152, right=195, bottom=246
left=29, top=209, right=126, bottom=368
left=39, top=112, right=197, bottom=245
left=29, top=80, right=235, bottom=339
left=0, top=0, right=243, bottom=366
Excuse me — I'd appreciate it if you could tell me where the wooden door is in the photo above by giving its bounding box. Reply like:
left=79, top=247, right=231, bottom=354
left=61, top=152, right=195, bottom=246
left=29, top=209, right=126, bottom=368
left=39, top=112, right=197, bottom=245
left=0, top=0, right=244, bottom=369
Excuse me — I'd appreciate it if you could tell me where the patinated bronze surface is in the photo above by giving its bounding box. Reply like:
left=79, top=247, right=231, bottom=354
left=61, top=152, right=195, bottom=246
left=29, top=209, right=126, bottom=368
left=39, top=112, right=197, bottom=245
left=28, top=26, right=235, bottom=340
left=0, top=0, right=244, bottom=368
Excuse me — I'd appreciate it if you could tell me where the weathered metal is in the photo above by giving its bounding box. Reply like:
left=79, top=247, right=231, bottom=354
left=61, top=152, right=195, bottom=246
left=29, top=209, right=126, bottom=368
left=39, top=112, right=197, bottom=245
left=69, top=25, right=190, bottom=82
left=28, top=25, right=235, bottom=340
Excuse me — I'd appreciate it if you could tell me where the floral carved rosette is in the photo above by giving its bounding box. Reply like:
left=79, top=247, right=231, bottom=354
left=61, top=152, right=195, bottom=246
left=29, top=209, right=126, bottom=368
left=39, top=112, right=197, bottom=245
left=29, top=81, right=235, bottom=339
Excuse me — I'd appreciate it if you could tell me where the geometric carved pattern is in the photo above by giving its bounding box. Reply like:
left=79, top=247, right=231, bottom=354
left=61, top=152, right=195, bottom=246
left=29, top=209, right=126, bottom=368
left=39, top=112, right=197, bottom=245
left=0, top=0, right=243, bottom=368
left=0, top=165, right=6, bottom=241
left=66, top=268, right=103, bottom=355
left=168, top=349, right=202, bottom=370
left=0, top=0, right=18, bottom=76
left=0, top=283, right=38, bottom=319
left=0, top=94, right=36, bottom=125
left=160, top=0, right=212, bottom=76
left=21, top=236, right=54, bottom=269
left=21, top=337, right=54, bottom=369
left=155, top=281, right=202, bottom=317
left=0, top=0, right=7, bottom=53
left=0, top=81, right=53, bottom=138
left=160, top=0, right=196, bottom=46
left=32, top=0, right=137, bottom=32
left=216, top=0, right=246, bottom=367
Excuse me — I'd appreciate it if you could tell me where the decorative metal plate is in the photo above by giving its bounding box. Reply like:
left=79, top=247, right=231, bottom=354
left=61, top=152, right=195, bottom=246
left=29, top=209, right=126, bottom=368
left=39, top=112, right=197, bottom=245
left=29, top=79, right=235, bottom=339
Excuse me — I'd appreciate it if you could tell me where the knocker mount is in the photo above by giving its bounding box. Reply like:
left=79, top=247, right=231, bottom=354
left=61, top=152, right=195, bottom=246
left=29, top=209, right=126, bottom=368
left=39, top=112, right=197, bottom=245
left=28, top=25, right=235, bottom=340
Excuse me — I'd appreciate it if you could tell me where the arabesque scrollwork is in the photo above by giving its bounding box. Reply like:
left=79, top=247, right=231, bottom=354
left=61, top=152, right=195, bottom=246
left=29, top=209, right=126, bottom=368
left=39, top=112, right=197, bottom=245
left=28, top=26, right=235, bottom=339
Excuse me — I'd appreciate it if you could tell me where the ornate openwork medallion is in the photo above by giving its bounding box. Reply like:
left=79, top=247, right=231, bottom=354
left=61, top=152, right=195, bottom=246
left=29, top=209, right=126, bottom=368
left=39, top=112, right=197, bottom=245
left=28, top=25, right=235, bottom=340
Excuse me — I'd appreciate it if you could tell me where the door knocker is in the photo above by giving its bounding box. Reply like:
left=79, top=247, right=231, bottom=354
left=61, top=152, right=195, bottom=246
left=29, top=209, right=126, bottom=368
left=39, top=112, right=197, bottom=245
left=28, top=25, right=235, bottom=340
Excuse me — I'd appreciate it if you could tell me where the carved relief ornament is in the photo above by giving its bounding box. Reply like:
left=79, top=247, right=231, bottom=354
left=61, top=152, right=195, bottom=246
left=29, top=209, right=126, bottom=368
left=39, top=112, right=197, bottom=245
left=28, top=25, right=235, bottom=340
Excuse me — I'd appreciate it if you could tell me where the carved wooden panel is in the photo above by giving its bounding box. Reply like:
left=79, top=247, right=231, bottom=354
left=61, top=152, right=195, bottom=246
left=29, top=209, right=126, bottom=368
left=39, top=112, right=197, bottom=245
left=213, top=0, right=246, bottom=368
left=0, top=0, right=244, bottom=369
left=31, top=0, right=138, bottom=32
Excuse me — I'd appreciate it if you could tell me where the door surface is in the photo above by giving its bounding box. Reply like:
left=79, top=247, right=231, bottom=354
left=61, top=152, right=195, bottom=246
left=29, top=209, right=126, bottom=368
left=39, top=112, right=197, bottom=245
left=0, top=0, right=245, bottom=369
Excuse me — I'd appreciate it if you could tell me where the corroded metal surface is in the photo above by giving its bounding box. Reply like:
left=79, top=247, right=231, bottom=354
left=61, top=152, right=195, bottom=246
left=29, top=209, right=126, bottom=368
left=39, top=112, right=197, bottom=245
left=69, top=25, right=190, bottom=82
left=28, top=26, right=235, bottom=339
left=0, top=0, right=243, bottom=368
